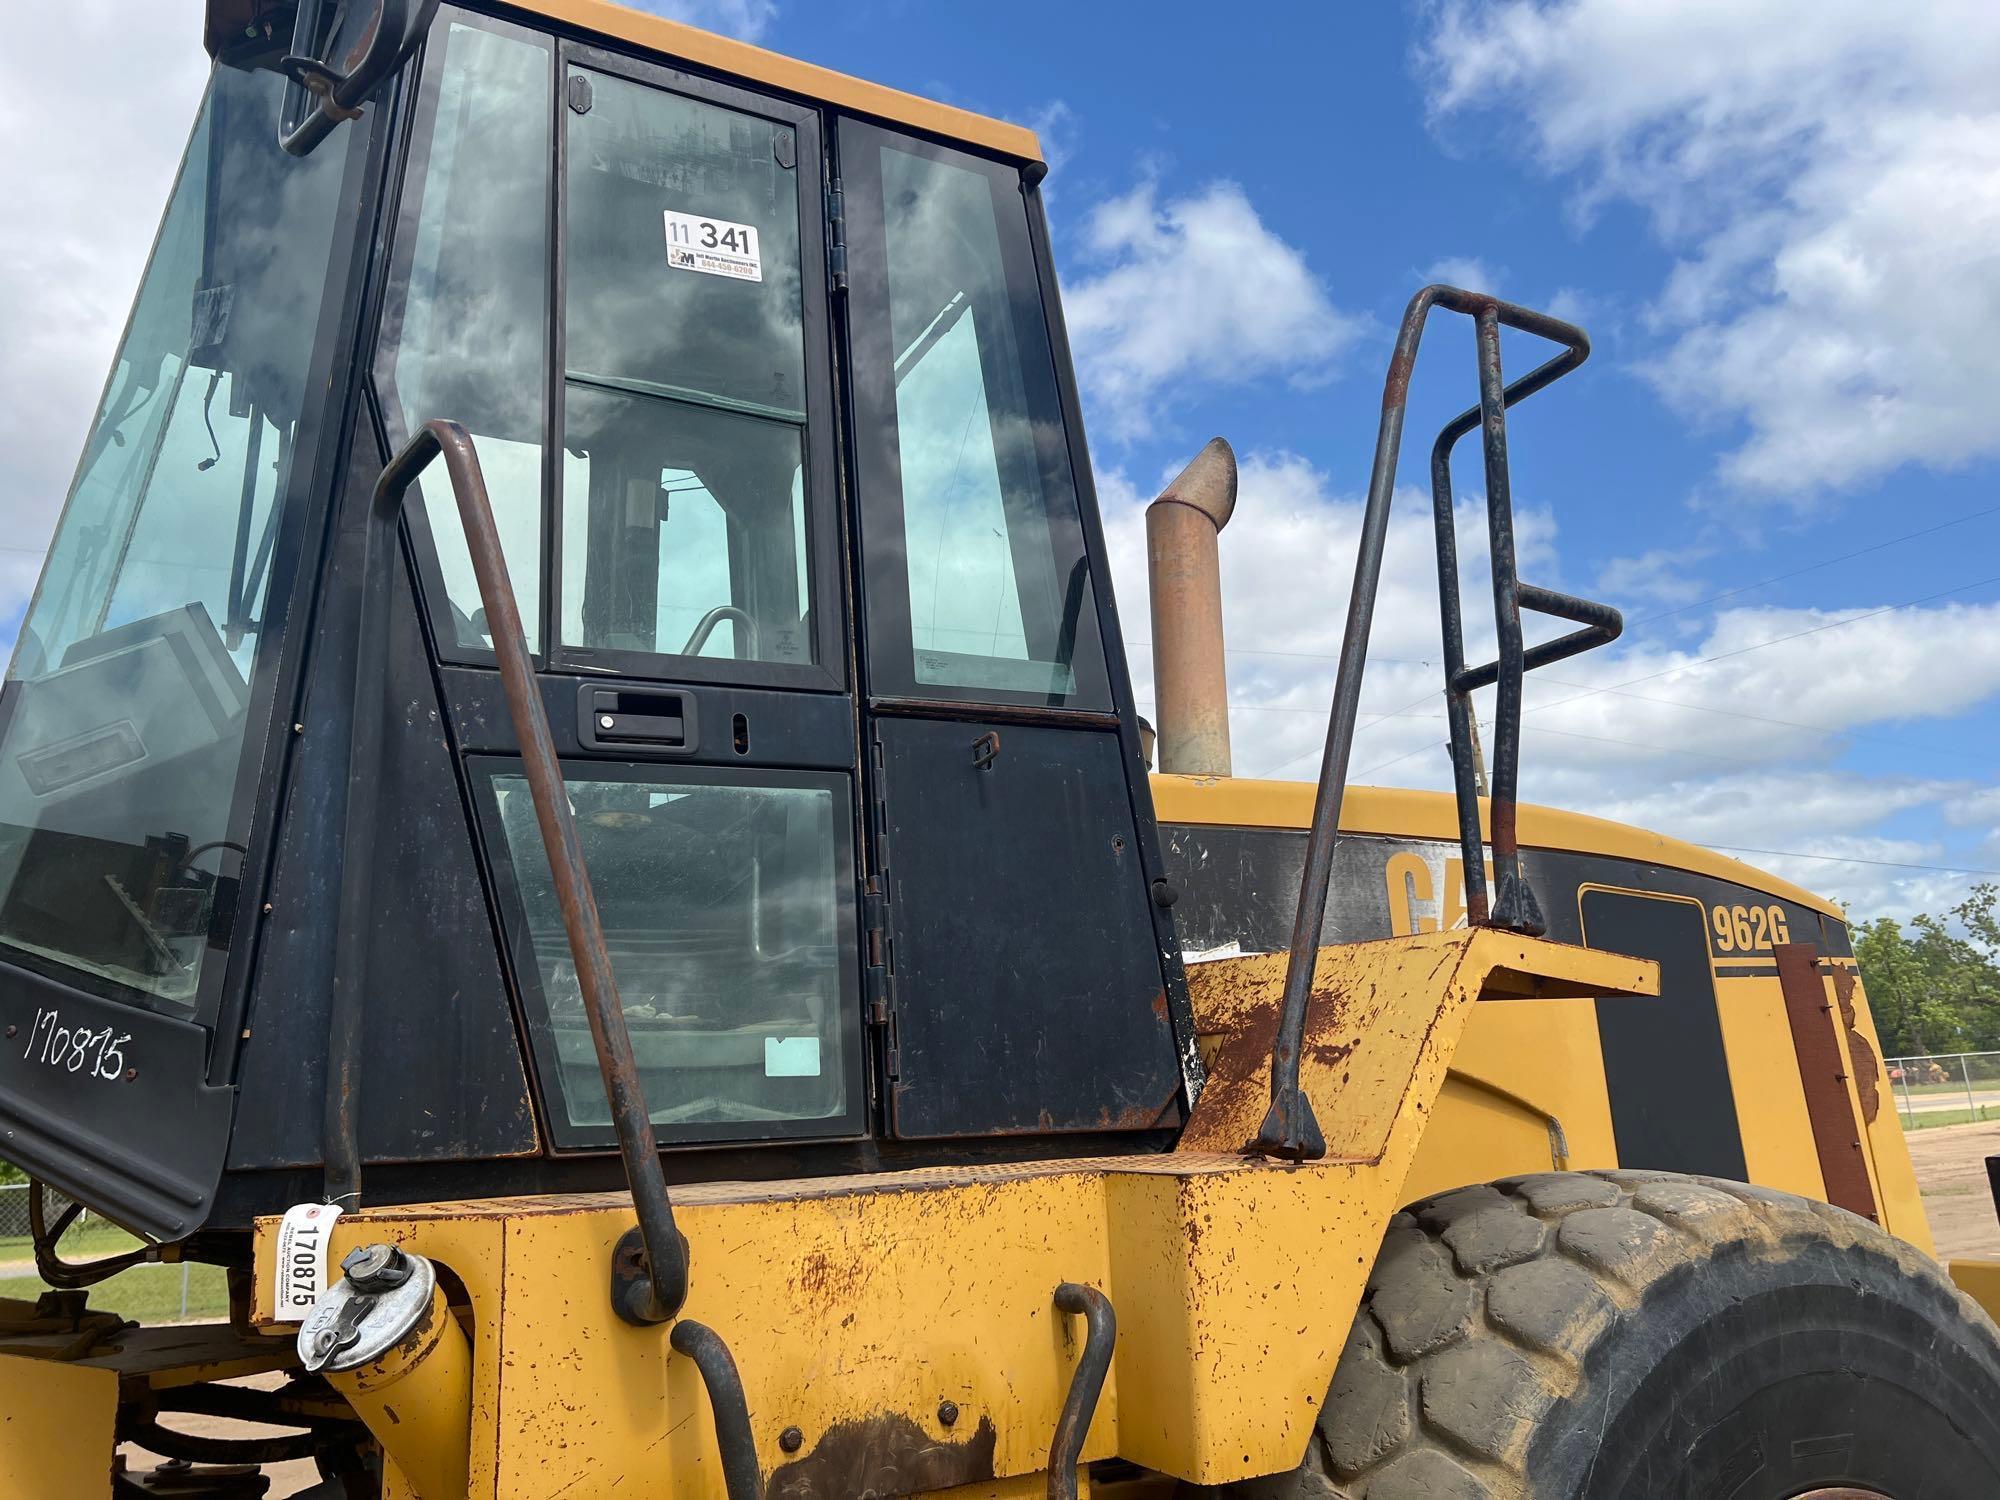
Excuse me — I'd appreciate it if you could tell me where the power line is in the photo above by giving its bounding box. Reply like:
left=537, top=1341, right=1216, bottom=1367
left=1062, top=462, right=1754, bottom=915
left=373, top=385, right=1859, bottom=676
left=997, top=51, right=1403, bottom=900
left=1162, top=499, right=2000, bottom=673
left=1625, top=501, right=2000, bottom=629
left=1229, top=509, right=2000, bottom=776
left=1699, top=845, right=2000, bottom=879
left=1521, top=571, right=2000, bottom=722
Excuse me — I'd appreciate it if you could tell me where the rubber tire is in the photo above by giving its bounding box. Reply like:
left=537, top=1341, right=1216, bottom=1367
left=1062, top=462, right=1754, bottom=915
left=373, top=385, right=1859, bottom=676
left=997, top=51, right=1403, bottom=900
left=1209, top=1170, right=2000, bottom=1499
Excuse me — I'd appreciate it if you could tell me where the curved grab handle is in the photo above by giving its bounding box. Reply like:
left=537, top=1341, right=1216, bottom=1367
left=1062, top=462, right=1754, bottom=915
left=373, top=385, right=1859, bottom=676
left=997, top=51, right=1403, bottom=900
left=671, top=1320, right=761, bottom=1500
left=680, top=604, right=760, bottom=659
left=331, top=420, right=688, bottom=1323
left=1048, top=1282, right=1116, bottom=1500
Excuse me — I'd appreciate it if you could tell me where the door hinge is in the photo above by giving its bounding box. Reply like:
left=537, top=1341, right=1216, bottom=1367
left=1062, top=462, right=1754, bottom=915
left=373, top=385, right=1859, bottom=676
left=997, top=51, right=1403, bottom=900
left=826, top=179, right=848, bottom=294
left=863, top=881, right=899, bottom=1082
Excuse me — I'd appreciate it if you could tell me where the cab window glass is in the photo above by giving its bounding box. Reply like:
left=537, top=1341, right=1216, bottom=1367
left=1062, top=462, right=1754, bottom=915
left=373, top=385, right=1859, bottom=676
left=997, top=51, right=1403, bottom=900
left=375, top=14, right=552, bottom=652
left=0, top=66, right=347, bottom=1009
left=485, top=767, right=858, bottom=1140
left=560, top=69, right=813, bottom=671
left=843, top=123, right=1109, bottom=708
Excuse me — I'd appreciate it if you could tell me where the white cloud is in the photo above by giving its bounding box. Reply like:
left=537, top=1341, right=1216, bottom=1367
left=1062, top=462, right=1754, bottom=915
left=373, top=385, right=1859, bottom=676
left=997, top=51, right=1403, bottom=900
left=0, top=1, right=211, bottom=643
left=636, top=0, right=778, bottom=41
left=1102, top=447, right=1558, bottom=782
left=1421, top=0, right=2000, bottom=496
left=1595, top=545, right=1710, bottom=606
left=1025, top=101, right=1079, bottom=182
left=1423, top=256, right=1502, bottom=294
left=1100, top=443, right=2000, bottom=918
left=1063, top=180, right=1364, bottom=441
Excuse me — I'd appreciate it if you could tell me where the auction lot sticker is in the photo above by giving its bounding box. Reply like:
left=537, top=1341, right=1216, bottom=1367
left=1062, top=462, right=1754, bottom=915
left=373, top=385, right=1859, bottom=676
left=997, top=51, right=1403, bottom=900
left=664, top=209, right=763, bottom=282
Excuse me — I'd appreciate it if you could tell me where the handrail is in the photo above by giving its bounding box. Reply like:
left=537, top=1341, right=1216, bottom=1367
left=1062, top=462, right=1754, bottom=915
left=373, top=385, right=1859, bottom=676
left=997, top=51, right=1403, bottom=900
left=1048, top=1282, right=1116, bottom=1500
left=1428, top=311, right=1620, bottom=933
left=670, top=1321, right=761, bottom=1500
left=1255, top=287, right=1617, bottom=1161
left=327, top=419, right=688, bottom=1323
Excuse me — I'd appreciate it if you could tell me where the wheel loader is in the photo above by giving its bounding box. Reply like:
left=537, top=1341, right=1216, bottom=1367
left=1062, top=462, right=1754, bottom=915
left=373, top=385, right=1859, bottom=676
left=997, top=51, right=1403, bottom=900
left=2, top=2, right=1998, bottom=1496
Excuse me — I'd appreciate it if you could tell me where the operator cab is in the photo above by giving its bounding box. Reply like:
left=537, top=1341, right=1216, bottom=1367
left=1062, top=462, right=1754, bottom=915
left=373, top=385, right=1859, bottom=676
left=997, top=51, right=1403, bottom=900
left=0, top=0, right=1192, bottom=1241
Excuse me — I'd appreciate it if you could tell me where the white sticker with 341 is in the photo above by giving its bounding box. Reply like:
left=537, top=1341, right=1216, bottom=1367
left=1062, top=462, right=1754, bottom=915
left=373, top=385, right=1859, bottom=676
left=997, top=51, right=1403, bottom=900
left=664, top=209, right=763, bottom=282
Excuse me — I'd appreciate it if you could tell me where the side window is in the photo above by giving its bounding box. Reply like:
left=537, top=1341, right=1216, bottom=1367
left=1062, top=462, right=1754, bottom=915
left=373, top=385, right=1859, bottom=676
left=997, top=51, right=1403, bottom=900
left=375, top=13, right=553, bottom=653
left=843, top=122, right=1110, bottom=708
left=479, top=764, right=861, bottom=1143
left=558, top=68, right=816, bottom=674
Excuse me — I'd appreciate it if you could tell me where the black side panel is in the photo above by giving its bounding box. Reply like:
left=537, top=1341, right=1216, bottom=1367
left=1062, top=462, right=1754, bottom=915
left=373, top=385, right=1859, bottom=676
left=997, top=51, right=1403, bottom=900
left=875, top=717, right=1182, bottom=1138
left=229, top=542, right=536, bottom=1170
left=1581, top=889, right=1748, bottom=1181
left=0, top=963, right=231, bottom=1240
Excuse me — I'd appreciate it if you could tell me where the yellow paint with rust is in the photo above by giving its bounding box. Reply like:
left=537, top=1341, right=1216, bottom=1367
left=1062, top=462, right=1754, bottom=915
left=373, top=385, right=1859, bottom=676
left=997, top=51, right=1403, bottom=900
left=1708, top=971, right=1827, bottom=1199
left=0, top=1354, right=117, bottom=1495
left=1833, top=964, right=1932, bottom=1253
left=325, top=1279, right=475, bottom=1500
left=254, top=931, right=1650, bottom=1495
left=1403, top=994, right=1619, bottom=1200
left=1156, top=772, right=1947, bottom=1260
left=1950, top=1260, right=2000, bottom=1325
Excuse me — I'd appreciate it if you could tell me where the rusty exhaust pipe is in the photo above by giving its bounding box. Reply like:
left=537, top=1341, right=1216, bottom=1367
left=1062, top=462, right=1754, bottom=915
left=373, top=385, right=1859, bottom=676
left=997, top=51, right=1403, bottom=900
left=1146, top=437, right=1237, bottom=776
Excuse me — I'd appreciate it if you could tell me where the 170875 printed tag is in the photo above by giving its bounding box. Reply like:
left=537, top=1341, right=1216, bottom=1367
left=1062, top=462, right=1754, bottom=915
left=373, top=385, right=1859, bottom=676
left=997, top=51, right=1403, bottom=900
left=272, top=1202, right=344, bottom=1322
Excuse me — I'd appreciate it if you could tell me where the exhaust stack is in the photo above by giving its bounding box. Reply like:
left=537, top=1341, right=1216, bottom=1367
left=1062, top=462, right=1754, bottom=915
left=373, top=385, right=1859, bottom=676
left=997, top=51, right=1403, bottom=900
left=1146, top=437, right=1238, bottom=776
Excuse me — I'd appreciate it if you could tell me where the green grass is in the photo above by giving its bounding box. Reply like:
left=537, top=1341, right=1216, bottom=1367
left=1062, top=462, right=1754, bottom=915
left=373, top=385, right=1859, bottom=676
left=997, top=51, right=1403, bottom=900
left=1900, top=1103, right=2000, bottom=1130
left=0, top=1262, right=228, bottom=1323
left=0, top=1218, right=139, bottom=1265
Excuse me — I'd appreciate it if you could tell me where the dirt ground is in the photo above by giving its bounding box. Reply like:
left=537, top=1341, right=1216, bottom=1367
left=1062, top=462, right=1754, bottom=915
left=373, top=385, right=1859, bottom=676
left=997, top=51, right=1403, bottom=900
left=1909, top=1118, right=2000, bottom=1260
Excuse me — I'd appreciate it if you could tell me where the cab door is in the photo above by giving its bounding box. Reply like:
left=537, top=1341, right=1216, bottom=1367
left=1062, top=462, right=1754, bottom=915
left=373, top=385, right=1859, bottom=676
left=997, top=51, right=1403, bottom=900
left=838, top=121, right=1191, bottom=1139
left=376, top=14, right=863, bottom=1151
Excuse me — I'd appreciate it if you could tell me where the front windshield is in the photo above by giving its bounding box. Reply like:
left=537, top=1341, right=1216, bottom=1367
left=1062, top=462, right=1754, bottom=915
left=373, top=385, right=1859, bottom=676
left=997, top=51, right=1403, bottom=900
left=0, top=65, right=347, bottom=1012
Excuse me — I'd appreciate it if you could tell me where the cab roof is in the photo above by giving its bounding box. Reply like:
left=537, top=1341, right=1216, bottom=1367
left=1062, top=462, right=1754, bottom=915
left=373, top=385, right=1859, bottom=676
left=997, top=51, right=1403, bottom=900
left=208, top=0, right=1044, bottom=163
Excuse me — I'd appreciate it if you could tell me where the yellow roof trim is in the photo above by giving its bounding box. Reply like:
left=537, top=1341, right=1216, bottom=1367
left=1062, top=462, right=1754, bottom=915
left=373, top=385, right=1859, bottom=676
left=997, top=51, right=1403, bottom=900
left=509, top=0, right=1043, bottom=162
left=1149, top=774, right=1844, bottom=921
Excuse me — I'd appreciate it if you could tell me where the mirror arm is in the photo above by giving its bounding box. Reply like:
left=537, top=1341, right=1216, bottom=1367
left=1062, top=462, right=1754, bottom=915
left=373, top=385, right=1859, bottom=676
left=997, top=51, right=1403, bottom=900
left=279, top=0, right=439, bottom=157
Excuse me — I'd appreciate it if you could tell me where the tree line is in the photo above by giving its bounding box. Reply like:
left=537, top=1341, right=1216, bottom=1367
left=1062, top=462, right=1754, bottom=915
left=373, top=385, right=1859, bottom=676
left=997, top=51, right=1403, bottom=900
left=1854, top=883, right=2000, bottom=1058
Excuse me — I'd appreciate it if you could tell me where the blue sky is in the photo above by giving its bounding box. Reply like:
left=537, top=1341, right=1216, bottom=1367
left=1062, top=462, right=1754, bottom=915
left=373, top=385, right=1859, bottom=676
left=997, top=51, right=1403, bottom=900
left=3, top=0, right=1997, bottom=923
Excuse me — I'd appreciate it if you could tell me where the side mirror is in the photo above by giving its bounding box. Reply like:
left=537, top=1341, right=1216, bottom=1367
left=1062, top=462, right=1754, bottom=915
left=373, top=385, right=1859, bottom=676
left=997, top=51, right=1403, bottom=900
left=278, top=0, right=439, bottom=157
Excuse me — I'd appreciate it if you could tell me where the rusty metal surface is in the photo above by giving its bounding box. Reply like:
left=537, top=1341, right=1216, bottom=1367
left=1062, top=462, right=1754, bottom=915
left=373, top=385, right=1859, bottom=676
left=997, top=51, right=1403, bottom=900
left=1145, top=438, right=1237, bottom=778
left=1182, top=929, right=1655, bottom=1159
left=1258, top=286, right=1616, bottom=1161
left=350, top=422, right=688, bottom=1322
left=767, top=1413, right=999, bottom=1497
left=1775, top=943, right=1879, bottom=1222
left=1828, top=964, right=1883, bottom=1124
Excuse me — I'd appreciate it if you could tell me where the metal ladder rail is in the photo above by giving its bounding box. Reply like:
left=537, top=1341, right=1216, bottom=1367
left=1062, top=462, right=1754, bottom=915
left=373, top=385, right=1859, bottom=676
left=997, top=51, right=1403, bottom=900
left=1428, top=304, right=1623, bottom=937
left=1256, top=286, right=1618, bottom=1161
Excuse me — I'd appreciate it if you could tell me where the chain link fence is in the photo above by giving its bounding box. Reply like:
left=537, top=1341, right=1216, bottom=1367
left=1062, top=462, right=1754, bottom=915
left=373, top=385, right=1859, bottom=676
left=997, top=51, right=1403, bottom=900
left=1886, top=1051, right=2000, bottom=1129
left=0, top=1181, right=77, bottom=1242
left=0, top=1182, right=216, bottom=1321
